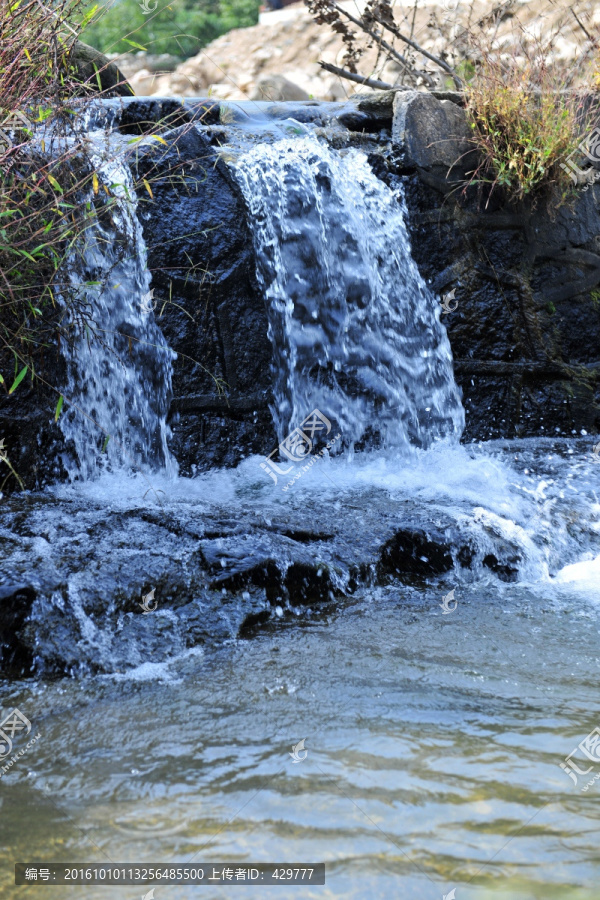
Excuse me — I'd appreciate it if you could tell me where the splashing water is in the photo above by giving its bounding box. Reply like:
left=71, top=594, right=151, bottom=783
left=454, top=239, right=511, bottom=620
left=234, top=137, right=464, bottom=452
left=59, top=148, right=176, bottom=480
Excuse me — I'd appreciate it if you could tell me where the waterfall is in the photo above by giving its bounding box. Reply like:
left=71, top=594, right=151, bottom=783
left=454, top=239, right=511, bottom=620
left=59, top=148, right=176, bottom=480
left=234, top=137, right=464, bottom=453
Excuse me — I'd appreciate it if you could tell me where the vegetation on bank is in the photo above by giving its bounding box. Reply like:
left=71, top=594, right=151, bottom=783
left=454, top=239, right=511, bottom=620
left=80, top=0, right=260, bottom=59
left=464, top=49, right=592, bottom=204
left=0, top=0, right=98, bottom=395
left=307, top=0, right=599, bottom=204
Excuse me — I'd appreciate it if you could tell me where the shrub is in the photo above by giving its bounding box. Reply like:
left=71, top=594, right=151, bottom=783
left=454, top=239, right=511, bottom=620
left=0, top=0, right=97, bottom=388
left=465, top=50, right=589, bottom=204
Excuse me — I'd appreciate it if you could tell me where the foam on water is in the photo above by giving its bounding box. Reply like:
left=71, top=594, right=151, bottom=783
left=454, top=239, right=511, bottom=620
left=50, top=438, right=600, bottom=602
left=556, top=555, right=600, bottom=593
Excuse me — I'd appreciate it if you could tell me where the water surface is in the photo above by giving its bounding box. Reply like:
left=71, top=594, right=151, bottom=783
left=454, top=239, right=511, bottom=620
left=2, top=440, right=600, bottom=899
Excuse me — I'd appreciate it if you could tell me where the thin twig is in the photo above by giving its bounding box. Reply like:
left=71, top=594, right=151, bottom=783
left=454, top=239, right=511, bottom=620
left=319, top=61, right=393, bottom=90
left=35, top=0, right=79, bottom=38
left=375, top=17, right=463, bottom=88
left=333, top=1, right=462, bottom=88
left=571, top=8, right=599, bottom=48
left=333, top=2, right=436, bottom=88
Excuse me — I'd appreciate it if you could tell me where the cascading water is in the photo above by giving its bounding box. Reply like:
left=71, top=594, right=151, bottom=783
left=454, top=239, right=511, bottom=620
left=59, top=144, right=176, bottom=480
left=234, top=136, right=465, bottom=452
left=3, top=110, right=597, bottom=682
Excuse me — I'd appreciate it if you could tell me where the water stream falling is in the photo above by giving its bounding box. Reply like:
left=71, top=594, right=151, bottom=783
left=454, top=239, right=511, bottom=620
left=234, top=137, right=464, bottom=452
left=59, top=146, right=176, bottom=480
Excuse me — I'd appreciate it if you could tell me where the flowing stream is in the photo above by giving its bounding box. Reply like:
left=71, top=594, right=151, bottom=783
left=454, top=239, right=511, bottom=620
left=1, top=128, right=600, bottom=900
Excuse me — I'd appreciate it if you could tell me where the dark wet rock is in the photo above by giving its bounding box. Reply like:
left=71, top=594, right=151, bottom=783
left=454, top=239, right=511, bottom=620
left=0, top=406, right=68, bottom=493
left=388, top=89, right=600, bottom=440
left=210, top=556, right=283, bottom=601
left=0, top=486, right=533, bottom=677
left=69, top=41, right=133, bottom=97
left=378, top=527, right=454, bottom=578
left=0, top=583, right=36, bottom=675
left=344, top=87, right=463, bottom=134
left=335, top=93, right=398, bottom=133
left=483, top=553, right=520, bottom=582
left=285, top=562, right=339, bottom=605
left=130, top=124, right=277, bottom=471
left=239, top=608, right=271, bottom=635
left=355, top=89, right=405, bottom=122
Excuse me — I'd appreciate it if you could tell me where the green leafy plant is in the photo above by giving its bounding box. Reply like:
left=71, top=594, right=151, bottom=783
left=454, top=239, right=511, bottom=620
left=0, top=0, right=99, bottom=391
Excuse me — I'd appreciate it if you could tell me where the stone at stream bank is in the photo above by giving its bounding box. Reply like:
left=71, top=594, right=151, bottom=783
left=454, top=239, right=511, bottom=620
left=70, top=41, right=134, bottom=97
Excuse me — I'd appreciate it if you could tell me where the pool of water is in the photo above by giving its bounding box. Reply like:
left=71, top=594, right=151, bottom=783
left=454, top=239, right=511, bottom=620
left=1, top=439, right=600, bottom=899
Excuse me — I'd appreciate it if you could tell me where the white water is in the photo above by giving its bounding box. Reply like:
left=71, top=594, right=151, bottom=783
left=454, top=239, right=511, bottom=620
left=59, top=145, right=176, bottom=480
left=50, top=438, right=600, bottom=603
left=234, top=137, right=464, bottom=452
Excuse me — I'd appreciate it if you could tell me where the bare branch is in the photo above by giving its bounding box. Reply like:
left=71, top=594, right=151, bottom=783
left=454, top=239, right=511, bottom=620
left=343, top=2, right=463, bottom=89
left=332, top=2, right=436, bottom=88
left=319, top=61, right=394, bottom=91
left=571, top=8, right=599, bottom=48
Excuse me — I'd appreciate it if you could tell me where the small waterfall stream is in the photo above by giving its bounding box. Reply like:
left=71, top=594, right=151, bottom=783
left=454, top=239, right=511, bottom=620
left=1, top=118, right=598, bottom=681
left=59, top=147, right=176, bottom=480
left=234, top=137, right=464, bottom=452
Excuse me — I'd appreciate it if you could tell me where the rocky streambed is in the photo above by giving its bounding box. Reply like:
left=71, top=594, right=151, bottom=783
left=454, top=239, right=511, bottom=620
left=2, top=438, right=599, bottom=676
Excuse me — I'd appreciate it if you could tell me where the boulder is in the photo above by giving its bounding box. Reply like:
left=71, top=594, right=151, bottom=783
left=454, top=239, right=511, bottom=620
left=250, top=74, right=310, bottom=102
left=392, top=89, right=477, bottom=179
left=68, top=41, right=134, bottom=96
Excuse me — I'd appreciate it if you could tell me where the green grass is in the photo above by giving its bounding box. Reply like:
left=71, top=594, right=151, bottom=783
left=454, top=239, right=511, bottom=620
left=465, top=53, right=590, bottom=205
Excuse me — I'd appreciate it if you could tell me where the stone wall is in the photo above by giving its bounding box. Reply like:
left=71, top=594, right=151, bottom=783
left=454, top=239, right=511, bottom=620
left=388, top=89, right=600, bottom=439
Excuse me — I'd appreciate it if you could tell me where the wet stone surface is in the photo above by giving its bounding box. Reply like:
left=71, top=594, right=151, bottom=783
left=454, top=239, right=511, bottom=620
left=0, top=485, right=526, bottom=677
